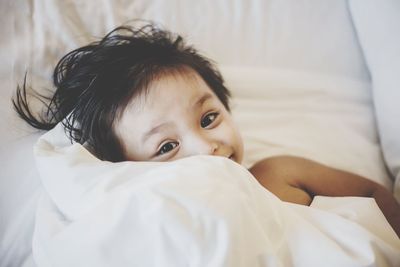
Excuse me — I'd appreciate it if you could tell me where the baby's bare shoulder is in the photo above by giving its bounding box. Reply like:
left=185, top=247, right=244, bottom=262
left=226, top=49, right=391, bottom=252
left=248, top=156, right=313, bottom=204
left=249, top=155, right=310, bottom=176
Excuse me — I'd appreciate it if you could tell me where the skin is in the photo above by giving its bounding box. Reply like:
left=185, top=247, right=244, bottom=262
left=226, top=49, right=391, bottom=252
left=115, top=69, right=400, bottom=237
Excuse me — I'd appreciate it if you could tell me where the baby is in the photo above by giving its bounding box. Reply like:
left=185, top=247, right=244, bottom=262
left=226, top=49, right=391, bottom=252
left=13, top=24, right=400, bottom=236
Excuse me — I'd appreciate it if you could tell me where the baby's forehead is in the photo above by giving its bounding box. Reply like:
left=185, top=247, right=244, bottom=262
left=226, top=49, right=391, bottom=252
left=133, top=68, right=214, bottom=107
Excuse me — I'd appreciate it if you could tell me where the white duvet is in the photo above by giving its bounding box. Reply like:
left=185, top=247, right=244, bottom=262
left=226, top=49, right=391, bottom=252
left=32, top=123, right=400, bottom=267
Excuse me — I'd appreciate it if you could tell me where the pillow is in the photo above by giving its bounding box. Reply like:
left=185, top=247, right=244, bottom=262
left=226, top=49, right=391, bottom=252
left=349, top=0, right=400, bottom=201
left=220, top=66, right=392, bottom=189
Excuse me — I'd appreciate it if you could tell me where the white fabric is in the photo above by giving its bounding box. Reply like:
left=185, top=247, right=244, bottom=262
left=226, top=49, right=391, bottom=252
left=32, top=123, right=400, bottom=267
left=349, top=0, right=400, bottom=201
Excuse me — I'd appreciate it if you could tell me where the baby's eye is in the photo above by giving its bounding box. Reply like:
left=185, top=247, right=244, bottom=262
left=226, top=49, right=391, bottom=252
left=201, top=112, right=219, bottom=128
left=157, top=141, right=179, bottom=155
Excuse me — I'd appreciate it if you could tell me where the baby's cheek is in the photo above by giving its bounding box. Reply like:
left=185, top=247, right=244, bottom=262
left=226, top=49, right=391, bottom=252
left=228, top=122, right=244, bottom=162
left=234, top=133, right=244, bottom=163
left=222, top=120, right=244, bottom=157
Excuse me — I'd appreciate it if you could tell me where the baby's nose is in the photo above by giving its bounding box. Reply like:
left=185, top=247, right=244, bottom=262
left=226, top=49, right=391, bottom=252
left=191, top=135, right=219, bottom=156
left=199, top=139, right=219, bottom=155
left=209, top=142, right=219, bottom=155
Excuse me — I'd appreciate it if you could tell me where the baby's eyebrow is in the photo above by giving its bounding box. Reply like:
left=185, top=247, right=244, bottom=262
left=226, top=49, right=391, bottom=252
left=142, top=122, right=173, bottom=143
left=193, top=93, right=212, bottom=109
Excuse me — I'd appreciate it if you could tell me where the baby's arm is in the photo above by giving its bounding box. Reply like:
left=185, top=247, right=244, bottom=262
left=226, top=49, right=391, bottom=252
left=249, top=155, right=400, bottom=237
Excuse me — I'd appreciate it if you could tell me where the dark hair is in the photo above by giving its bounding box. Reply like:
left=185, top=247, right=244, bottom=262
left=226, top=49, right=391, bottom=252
left=13, top=23, right=231, bottom=162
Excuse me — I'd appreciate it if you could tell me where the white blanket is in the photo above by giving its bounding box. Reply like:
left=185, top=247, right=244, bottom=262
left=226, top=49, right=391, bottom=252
left=32, top=124, right=400, bottom=267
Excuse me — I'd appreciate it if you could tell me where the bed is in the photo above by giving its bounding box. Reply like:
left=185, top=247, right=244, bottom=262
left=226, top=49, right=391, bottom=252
left=1, top=0, right=400, bottom=266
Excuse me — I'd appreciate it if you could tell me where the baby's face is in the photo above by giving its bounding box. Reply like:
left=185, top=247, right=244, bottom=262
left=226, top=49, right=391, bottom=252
left=115, top=70, right=244, bottom=163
